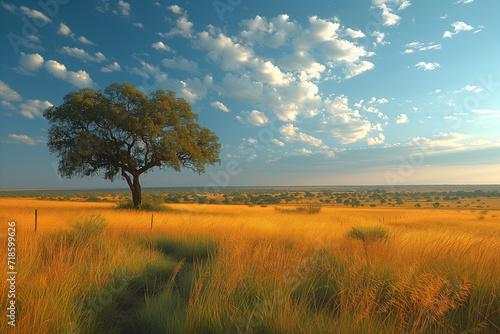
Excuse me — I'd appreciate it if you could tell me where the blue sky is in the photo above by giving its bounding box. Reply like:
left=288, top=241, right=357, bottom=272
left=1, top=0, right=499, bottom=189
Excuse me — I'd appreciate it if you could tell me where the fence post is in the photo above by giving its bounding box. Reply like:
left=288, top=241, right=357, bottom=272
left=35, top=209, right=37, bottom=234
left=151, top=214, right=154, bottom=230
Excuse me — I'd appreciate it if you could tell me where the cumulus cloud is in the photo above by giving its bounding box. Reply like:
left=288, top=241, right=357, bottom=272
left=367, top=133, right=385, bottom=145
left=57, top=23, right=94, bottom=45
left=280, top=123, right=324, bottom=147
left=100, top=61, right=121, bottom=72
left=443, top=21, right=473, bottom=38
left=152, top=41, right=172, bottom=52
left=272, top=138, right=285, bottom=146
left=0, top=80, right=22, bottom=101
left=236, top=110, right=269, bottom=126
left=168, top=4, right=184, bottom=15
left=395, top=113, right=409, bottom=123
left=379, top=3, right=401, bottom=26
left=44, top=60, right=94, bottom=88
left=415, top=61, right=440, bottom=70
left=162, top=56, right=198, bottom=72
left=19, top=5, right=51, bottom=23
left=454, top=84, right=484, bottom=93
left=16, top=52, right=44, bottom=74
left=344, top=61, right=375, bottom=79
left=296, top=148, right=312, bottom=155
left=19, top=99, right=52, bottom=118
left=5, top=134, right=44, bottom=145
left=345, top=28, right=366, bottom=39
left=57, top=23, right=72, bottom=36
left=117, top=0, right=130, bottom=16
left=211, top=101, right=230, bottom=112
left=372, top=31, right=389, bottom=46
left=240, top=14, right=299, bottom=48
left=162, top=6, right=193, bottom=38
left=59, top=46, right=106, bottom=63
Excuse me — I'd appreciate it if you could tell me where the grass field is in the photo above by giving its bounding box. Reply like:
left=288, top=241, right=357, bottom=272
left=1, top=198, right=499, bottom=333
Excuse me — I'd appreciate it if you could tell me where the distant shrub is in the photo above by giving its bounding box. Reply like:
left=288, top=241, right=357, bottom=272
left=306, top=203, right=321, bottom=214
left=116, top=198, right=173, bottom=211
left=347, top=225, right=389, bottom=258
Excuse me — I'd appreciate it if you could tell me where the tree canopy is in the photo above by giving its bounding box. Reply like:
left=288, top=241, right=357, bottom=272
left=44, top=82, right=221, bottom=207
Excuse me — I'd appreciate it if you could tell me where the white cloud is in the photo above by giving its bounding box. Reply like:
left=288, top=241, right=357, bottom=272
left=470, top=139, right=491, bottom=146
left=454, top=84, right=484, bottom=93
left=17, top=52, right=44, bottom=72
left=1, top=101, right=16, bottom=110
left=443, top=21, right=473, bottom=38
left=396, top=113, right=409, bottom=123
left=59, top=46, right=106, bottom=63
left=344, top=61, right=374, bottom=79
left=211, top=101, right=230, bottom=112
left=1, top=2, right=16, bottom=13
left=117, top=0, right=131, bottom=16
left=272, top=138, right=285, bottom=146
left=372, top=31, right=389, bottom=46
left=471, top=109, right=500, bottom=118
left=162, top=56, right=198, bottom=72
left=162, top=9, right=193, bottom=38
left=168, top=5, right=184, bottom=15
left=314, top=115, right=372, bottom=144
left=44, top=60, right=94, bottom=88
left=456, top=0, right=474, bottom=4
left=5, top=134, right=43, bottom=145
left=280, top=123, right=323, bottom=147
left=236, top=110, right=269, bottom=126
left=398, top=0, right=412, bottom=10
left=0, top=80, right=22, bottom=101
left=296, top=148, right=312, bottom=155
left=240, top=15, right=298, bottom=48
left=19, top=99, right=52, bottom=118
left=19, top=6, right=51, bottom=23
left=152, top=41, right=172, bottom=52
left=367, top=133, right=385, bottom=145
left=345, top=28, right=366, bottom=39
left=57, top=23, right=94, bottom=45
left=100, top=62, right=121, bottom=72
left=278, top=51, right=326, bottom=76
left=57, top=23, right=72, bottom=36
left=77, top=36, right=94, bottom=45
left=403, top=41, right=441, bottom=53
left=380, top=4, right=401, bottom=26
left=415, top=61, right=440, bottom=70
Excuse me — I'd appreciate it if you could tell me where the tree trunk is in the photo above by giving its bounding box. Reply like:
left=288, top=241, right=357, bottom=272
left=123, top=171, right=142, bottom=208
left=131, top=173, right=142, bottom=208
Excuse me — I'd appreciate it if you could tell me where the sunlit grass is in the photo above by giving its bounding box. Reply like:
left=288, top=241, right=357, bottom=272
left=1, top=198, right=499, bottom=333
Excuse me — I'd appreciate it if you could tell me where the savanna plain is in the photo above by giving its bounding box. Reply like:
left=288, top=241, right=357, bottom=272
left=1, top=187, right=499, bottom=333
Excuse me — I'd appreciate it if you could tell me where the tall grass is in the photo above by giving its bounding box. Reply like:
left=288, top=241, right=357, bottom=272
left=1, top=199, right=499, bottom=333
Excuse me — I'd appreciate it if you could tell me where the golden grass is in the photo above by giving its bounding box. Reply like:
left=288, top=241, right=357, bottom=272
left=1, top=198, right=499, bottom=333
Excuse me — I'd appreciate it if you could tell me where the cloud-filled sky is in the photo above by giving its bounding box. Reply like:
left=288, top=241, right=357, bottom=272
left=0, top=0, right=499, bottom=189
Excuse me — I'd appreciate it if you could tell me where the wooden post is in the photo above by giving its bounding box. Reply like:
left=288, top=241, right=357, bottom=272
left=151, top=214, right=154, bottom=230
left=35, top=209, right=37, bottom=234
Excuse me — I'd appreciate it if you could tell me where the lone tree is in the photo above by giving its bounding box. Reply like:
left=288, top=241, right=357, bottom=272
left=44, top=82, right=221, bottom=208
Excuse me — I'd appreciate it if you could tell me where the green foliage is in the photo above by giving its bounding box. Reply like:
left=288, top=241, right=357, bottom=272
left=433, top=202, right=441, bottom=208
left=348, top=226, right=389, bottom=242
left=65, top=214, right=108, bottom=246
left=153, top=238, right=217, bottom=263
left=116, top=197, right=173, bottom=212
left=306, top=203, right=322, bottom=214
left=44, top=82, right=221, bottom=207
